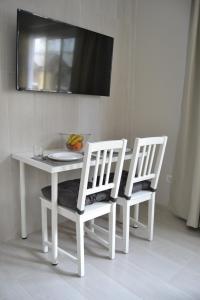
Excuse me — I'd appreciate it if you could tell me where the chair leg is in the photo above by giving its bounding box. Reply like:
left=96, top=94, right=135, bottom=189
left=122, top=202, right=130, bottom=254
left=51, top=204, right=58, bottom=265
left=118, top=206, right=123, bottom=223
left=109, top=202, right=116, bottom=259
left=148, top=193, right=155, bottom=241
left=41, top=201, right=48, bottom=253
left=133, top=204, right=139, bottom=228
left=76, top=218, right=84, bottom=277
left=88, top=219, right=94, bottom=232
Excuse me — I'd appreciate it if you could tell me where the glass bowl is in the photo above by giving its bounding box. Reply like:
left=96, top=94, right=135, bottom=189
left=60, top=133, right=91, bottom=152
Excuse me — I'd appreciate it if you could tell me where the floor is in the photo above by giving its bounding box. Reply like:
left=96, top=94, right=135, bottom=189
left=0, top=205, right=200, bottom=300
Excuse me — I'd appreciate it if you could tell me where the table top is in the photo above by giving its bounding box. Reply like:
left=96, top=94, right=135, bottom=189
left=12, top=150, right=133, bottom=174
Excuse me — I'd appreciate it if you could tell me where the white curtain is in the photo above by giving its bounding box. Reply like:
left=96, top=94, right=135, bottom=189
left=169, top=0, right=200, bottom=228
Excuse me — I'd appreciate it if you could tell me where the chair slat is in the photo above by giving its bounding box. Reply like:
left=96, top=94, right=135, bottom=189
left=99, top=150, right=107, bottom=186
left=151, top=137, right=168, bottom=189
left=138, top=145, right=146, bottom=177
left=147, top=144, right=156, bottom=175
left=92, top=151, right=100, bottom=188
left=105, top=149, right=113, bottom=184
left=143, top=145, right=152, bottom=176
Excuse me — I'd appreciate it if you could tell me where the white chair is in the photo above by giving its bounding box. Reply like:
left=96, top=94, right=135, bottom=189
left=41, top=139, right=127, bottom=276
left=117, top=136, right=167, bottom=253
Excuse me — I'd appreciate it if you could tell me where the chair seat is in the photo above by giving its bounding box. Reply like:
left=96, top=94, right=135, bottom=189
left=58, top=201, right=112, bottom=222
left=41, top=179, right=111, bottom=212
left=117, top=190, right=153, bottom=206
left=41, top=172, right=151, bottom=213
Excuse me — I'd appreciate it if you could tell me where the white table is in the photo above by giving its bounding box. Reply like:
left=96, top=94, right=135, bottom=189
left=12, top=151, right=132, bottom=264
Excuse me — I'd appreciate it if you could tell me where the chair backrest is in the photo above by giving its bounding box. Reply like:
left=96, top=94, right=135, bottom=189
left=77, top=139, right=127, bottom=213
left=124, top=136, right=168, bottom=198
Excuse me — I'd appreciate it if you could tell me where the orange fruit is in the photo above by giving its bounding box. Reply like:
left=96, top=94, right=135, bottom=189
left=73, top=142, right=83, bottom=151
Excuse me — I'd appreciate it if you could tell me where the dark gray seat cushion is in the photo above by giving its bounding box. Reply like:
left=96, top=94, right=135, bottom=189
left=41, top=171, right=152, bottom=212
left=41, top=179, right=110, bottom=212
left=107, top=170, right=151, bottom=197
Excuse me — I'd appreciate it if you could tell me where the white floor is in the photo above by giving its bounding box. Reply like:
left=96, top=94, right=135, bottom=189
left=0, top=205, right=200, bottom=300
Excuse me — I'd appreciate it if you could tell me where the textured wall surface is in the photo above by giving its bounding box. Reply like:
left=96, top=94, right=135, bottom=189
left=0, top=0, right=135, bottom=241
left=0, top=0, right=191, bottom=241
left=129, top=0, right=191, bottom=207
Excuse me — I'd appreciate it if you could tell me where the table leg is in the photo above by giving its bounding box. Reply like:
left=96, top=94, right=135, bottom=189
left=51, top=173, right=58, bottom=265
left=20, top=162, right=27, bottom=239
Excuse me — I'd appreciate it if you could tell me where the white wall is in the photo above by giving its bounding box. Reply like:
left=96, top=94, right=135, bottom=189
left=126, top=0, right=191, bottom=206
left=0, top=0, right=191, bottom=241
left=0, top=0, right=135, bottom=241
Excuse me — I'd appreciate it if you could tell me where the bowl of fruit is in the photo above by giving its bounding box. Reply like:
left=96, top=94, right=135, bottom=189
left=60, top=133, right=91, bottom=152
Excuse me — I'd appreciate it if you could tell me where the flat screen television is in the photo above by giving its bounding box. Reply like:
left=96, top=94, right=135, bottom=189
left=16, top=9, right=114, bottom=96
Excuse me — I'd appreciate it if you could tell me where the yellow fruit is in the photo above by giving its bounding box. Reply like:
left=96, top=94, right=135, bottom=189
left=67, top=134, right=76, bottom=144
left=70, top=135, right=84, bottom=145
left=69, top=136, right=75, bottom=144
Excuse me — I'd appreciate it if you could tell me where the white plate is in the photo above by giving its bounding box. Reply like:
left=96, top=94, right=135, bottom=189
left=47, top=151, right=83, bottom=161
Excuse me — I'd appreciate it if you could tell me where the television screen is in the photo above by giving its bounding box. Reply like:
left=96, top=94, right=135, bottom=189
left=16, top=9, right=114, bottom=96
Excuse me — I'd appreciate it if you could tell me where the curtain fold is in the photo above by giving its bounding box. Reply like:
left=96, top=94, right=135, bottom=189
left=169, top=0, right=200, bottom=228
